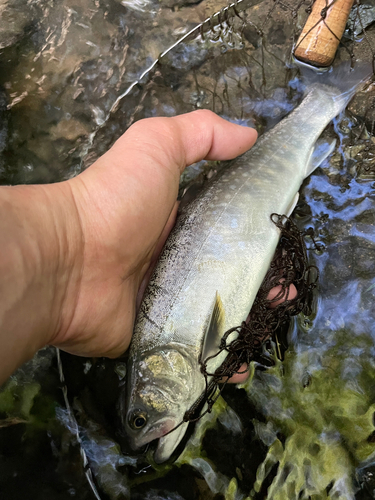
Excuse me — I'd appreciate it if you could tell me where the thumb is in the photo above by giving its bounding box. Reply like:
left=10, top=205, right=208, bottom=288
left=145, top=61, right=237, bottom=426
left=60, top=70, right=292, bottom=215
left=108, top=109, right=258, bottom=179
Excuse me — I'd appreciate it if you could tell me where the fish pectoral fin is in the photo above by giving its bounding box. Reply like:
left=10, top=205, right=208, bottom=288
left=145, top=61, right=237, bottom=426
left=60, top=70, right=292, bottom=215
left=200, top=291, right=226, bottom=363
left=305, top=138, right=336, bottom=177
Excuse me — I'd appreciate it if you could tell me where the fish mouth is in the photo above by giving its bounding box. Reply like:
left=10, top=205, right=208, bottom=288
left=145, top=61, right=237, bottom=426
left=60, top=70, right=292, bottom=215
left=153, top=421, right=189, bottom=464
left=128, top=417, right=189, bottom=463
left=129, top=417, right=177, bottom=451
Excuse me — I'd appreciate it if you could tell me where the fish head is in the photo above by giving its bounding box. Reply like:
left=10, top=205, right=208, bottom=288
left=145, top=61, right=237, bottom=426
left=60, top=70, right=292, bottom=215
left=123, top=346, right=201, bottom=463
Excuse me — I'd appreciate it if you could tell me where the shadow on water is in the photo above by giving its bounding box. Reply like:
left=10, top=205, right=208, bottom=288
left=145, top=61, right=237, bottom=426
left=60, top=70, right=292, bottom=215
left=2, top=0, right=375, bottom=498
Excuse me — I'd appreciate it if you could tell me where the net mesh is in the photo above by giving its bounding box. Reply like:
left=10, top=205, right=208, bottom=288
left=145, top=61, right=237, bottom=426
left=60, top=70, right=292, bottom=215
left=178, top=214, right=319, bottom=424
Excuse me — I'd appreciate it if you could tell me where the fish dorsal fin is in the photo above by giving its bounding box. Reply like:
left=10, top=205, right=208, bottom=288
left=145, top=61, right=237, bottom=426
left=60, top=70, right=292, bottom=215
left=200, top=292, right=225, bottom=362
left=306, top=138, right=336, bottom=177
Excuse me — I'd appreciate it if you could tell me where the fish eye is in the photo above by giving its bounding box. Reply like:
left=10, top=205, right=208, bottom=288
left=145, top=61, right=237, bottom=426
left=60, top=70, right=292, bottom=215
left=129, top=410, right=148, bottom=430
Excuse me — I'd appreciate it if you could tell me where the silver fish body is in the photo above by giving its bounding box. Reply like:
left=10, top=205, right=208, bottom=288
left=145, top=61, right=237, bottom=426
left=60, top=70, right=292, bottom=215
left=122, top=70, right=368, bottom=463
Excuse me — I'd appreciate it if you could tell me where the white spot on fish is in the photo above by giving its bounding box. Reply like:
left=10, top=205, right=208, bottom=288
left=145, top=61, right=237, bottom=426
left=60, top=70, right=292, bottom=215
left=231, top=219, right=238, bottom=228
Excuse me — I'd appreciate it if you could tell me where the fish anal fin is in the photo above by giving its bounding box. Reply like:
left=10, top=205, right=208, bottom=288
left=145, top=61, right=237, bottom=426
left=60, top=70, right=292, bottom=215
left=306, top=138, right=336, bottom=177
left=286, top=192, right=299, bottom=217
left=200, top=292, right=225, bottom=362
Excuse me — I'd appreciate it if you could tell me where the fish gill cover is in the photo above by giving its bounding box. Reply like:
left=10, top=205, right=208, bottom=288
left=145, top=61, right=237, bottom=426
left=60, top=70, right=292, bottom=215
left=2, top=0, right=375, bottom=499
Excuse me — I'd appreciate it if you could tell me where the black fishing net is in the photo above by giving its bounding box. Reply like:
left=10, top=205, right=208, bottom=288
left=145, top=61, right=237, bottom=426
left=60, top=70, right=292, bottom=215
left=180, top=214, right=319, bottom=424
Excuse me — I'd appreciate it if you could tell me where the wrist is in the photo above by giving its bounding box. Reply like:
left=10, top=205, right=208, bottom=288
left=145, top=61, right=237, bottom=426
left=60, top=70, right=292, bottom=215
left=0, top=182, right=83, bottom=381
left=37, top=181, right=84, bottom=345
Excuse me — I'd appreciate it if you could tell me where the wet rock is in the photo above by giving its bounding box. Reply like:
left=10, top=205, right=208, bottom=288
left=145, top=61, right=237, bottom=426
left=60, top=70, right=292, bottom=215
left=243, top=24, right=261, bottom=48
left=194, top=0, right=238, bottom=20
left=0, top=86, right=8, bottom=152
left=50, top=119, right=90, bottom=142
left=267, top=22, right=287, bottom=45
left=352, top=242, right=375, bottom=278
left=348, top=83, right=375, bottom=133
left=131, top=465, right=200, bottom=500
left=357, top=462, right=375, bottom=498
left=346, top=2, right=375, bottom=37
left=160, top=41, right=209, bottom=72
left=354, top=208, right=375, bottom=225
left=0, top=0, right=33, bottom=49
left=133, top=491, right=189, bottom=500
left=0, top=86, right=8, bottom=175
left=160, top=0, right=204, bottom=9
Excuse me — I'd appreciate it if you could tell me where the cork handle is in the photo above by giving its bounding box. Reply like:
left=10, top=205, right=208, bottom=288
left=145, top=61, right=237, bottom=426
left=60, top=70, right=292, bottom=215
left=294, top=0, right=355, bottom=67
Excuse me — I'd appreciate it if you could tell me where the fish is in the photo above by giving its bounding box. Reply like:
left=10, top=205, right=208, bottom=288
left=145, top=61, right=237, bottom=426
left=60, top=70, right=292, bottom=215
left=121, top=63, right=372, bottom=463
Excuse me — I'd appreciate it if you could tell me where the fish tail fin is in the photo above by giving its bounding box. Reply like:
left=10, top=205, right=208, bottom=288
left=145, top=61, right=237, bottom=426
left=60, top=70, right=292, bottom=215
left=301, top=60, right=373, bottom=114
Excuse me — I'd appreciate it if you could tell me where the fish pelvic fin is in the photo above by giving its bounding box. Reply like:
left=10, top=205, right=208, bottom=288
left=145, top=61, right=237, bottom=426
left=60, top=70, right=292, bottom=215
left=305, top=138, right=337, bottom=177
left=286, top=192, right=299, bottom=218
left=200, top=291, right=226, bottom=363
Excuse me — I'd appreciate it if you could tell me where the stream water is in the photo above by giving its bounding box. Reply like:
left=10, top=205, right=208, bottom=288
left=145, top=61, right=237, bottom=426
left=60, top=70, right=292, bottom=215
left=1, top=0, right=375, bottom=498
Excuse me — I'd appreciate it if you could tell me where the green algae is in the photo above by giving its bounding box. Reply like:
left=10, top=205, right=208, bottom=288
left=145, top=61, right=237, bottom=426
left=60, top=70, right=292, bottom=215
left=0, top=379, right=41, bottom=420
left=243, top=330, right=375, bottom=499
left=176, top=396, right=237, bottom=496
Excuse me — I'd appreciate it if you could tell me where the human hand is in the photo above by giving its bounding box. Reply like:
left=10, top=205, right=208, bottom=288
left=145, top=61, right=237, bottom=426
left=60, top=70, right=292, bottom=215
left=50, top=110, right=258, bottom=359
left=0, top=110, right=301, bottom=386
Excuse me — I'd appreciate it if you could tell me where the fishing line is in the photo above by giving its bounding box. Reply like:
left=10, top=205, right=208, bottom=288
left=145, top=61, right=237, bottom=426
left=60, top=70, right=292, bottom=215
left=56, top=348, right=103, bottom=500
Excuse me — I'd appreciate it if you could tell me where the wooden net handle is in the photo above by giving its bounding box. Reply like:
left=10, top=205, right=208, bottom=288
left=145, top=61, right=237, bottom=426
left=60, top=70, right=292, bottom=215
left=294, top=0, right=355, bottom=67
